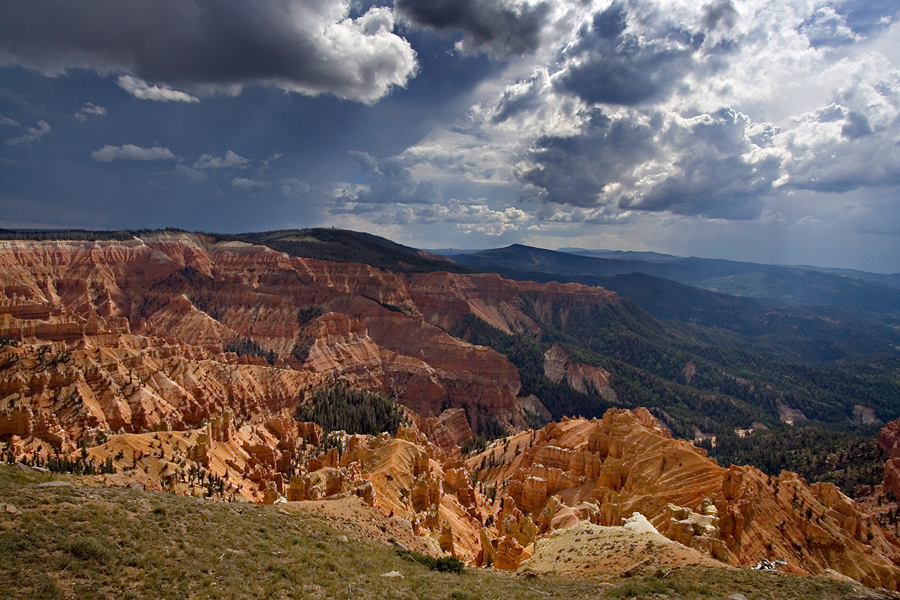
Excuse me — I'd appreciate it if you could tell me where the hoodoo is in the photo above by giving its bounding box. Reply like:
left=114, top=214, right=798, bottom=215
left=0, top=232, right=898, bottom=590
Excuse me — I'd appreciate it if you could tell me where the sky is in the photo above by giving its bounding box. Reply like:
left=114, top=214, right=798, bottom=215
left=1, top=0, right=900, bottom=273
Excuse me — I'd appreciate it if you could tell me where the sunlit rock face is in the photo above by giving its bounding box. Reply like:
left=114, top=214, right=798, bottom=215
left=879, top=417, right=900, bottom=502
left=2, top=235, right=899, bottom=588
left=467, top=409, right=900, bottom=589
left=0, top=234, right=534, bottom=438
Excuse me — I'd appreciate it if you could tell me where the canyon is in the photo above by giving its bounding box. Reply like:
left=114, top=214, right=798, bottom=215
left=0, top=231, right=898, bottom=590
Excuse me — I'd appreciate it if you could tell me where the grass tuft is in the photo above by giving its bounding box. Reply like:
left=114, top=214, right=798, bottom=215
left=67, top=536, right=112, bottom=562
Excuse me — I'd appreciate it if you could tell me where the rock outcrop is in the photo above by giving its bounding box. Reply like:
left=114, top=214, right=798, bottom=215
left=467, top=409, right=900, bottom=589
left=542, top=344, right=616, bottom=402
left=0, top=234, right=549, bottom=447
left=3, top=234, right=899, bottom=588
left=879, top=417, right=900, bottom=501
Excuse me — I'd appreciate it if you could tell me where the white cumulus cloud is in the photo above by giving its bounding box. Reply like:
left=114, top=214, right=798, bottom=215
left=7, top=120, right=51, bottom=146
left=192, top=151, right=249, bottom=170
left=116, top=75, right=199, bottom=103
left=74, top=102, right=107, bottom=121
left=91, top=144, right=176, bottom=162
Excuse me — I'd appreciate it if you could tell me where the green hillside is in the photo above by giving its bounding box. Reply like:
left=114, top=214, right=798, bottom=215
left=0, top=466, right=873, bottom=600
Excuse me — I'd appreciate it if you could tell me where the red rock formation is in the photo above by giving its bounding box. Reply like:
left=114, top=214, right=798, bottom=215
left=542, top=344, right=616, bottom=401
left=420, top=408, right=474, bottom=455
left=879, top=417, right=900, bottom=501
left=467, top=410, right=900, bottom=588
left=0, top=235, right=537, bottom=437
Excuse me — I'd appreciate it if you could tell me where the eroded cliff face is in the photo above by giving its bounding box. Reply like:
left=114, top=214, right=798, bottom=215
left=40, top=406, right=899, bottom=588
left=467, top=410, right=900, bottom=589
left=0, top=234, right=533, bottom=442
left=407, top=272, right=619, bottom=335
left=4, top=236, right=897, bottom=587
left=543, top=344, right=616, bottom=402
left=0, top=338, right=321, bottom=442
left=879, top=417, right=900, bottom=502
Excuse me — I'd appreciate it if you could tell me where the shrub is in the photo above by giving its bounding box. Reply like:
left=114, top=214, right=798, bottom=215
left=396, top=549, right=464, bottom=573
left=67, top=537, right=112, bottom=562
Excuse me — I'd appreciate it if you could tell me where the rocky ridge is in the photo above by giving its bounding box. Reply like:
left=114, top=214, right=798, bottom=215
left=0, top=233, right=542, bottom=443
left=880, top=417, right=900, bottom=501
left=0, top=233, right=899, bottom=588
left=467, top=409, right=900, bottom=589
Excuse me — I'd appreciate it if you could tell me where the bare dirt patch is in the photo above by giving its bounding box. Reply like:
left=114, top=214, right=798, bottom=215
left=520, top=521, right=725, bottom=578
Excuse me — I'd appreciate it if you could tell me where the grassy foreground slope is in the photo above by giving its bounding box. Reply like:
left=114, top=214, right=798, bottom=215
left=1, top=466, right=895, bottom=600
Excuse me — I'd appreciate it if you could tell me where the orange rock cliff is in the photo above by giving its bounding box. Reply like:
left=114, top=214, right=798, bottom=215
left=0, top=234, right=898, bottom=589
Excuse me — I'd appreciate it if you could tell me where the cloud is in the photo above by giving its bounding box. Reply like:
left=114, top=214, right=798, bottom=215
left=446, top=0, right=900, bottom=231
left=6, top=120, right=51, bottom=146
left=91, top=144, right=176, bottom=162
left=449, top=202, right=530, bottom=235
left=554, top=1, right=700, bottom=107
left=701, top=0, right=737, bottom=32
left=346, top=155, right=442, bottom=205
left=518, top=109, right=658, bottom=208
left=192, top=151, right=249, bottom=170
left=0, top=0, right=417, bottom=103
left=230, top=177, right=266, bottom=190
left=490, top=69, right=550, bottom=124
left=776, top=58, right=900, bottom=193
left=280, top=178, right=311, bottom=197
left=395, top=0, right=551, bottom=58
left=0, top=116, right=21, bottom=127
left=621, top=109, right=782, bottom=219
left=801, top=6, right=862, bottom=48
left=519, top=107, right=782, bottom=220
left=833, top=0, right=900, bottom=37
left=332, top=194, right=529, bottom=235
left=74, top=102, right=108, bottom=121
left=116, top=75, right=198, bottom=103
left=841, top=111, right=874, bottom=139
left=332, top=146, right=528, bottom=234
left=348, top=150, right=378, bottom=173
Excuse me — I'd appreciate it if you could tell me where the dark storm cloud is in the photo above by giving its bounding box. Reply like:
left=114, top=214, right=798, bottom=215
left=519, top=109, right=658, bottom=208
left=701, top=0, right=738, bottom=32
left=394, top=0, right=551, bottom=57
left=348, top=151, right=379, bottom=174
left=520, top=108, right=781, bottom=220
left=842, top=111, right=874, bottom=139
left=554, top=2, right=700, bottom=106
left=625, top=110, right=779, bottom=219
left=0, top=0, right=416, bottom=103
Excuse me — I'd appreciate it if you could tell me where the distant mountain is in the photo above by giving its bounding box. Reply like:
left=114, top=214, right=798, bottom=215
left=220, top=229, right=475, bottom=274
left=557, top=246, right=900, bottom=285
left=422, top=248, right=484, bottom=256
left=447, top=244, right=900, bottom=315
left=556, top=247, right=682, bottom=263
